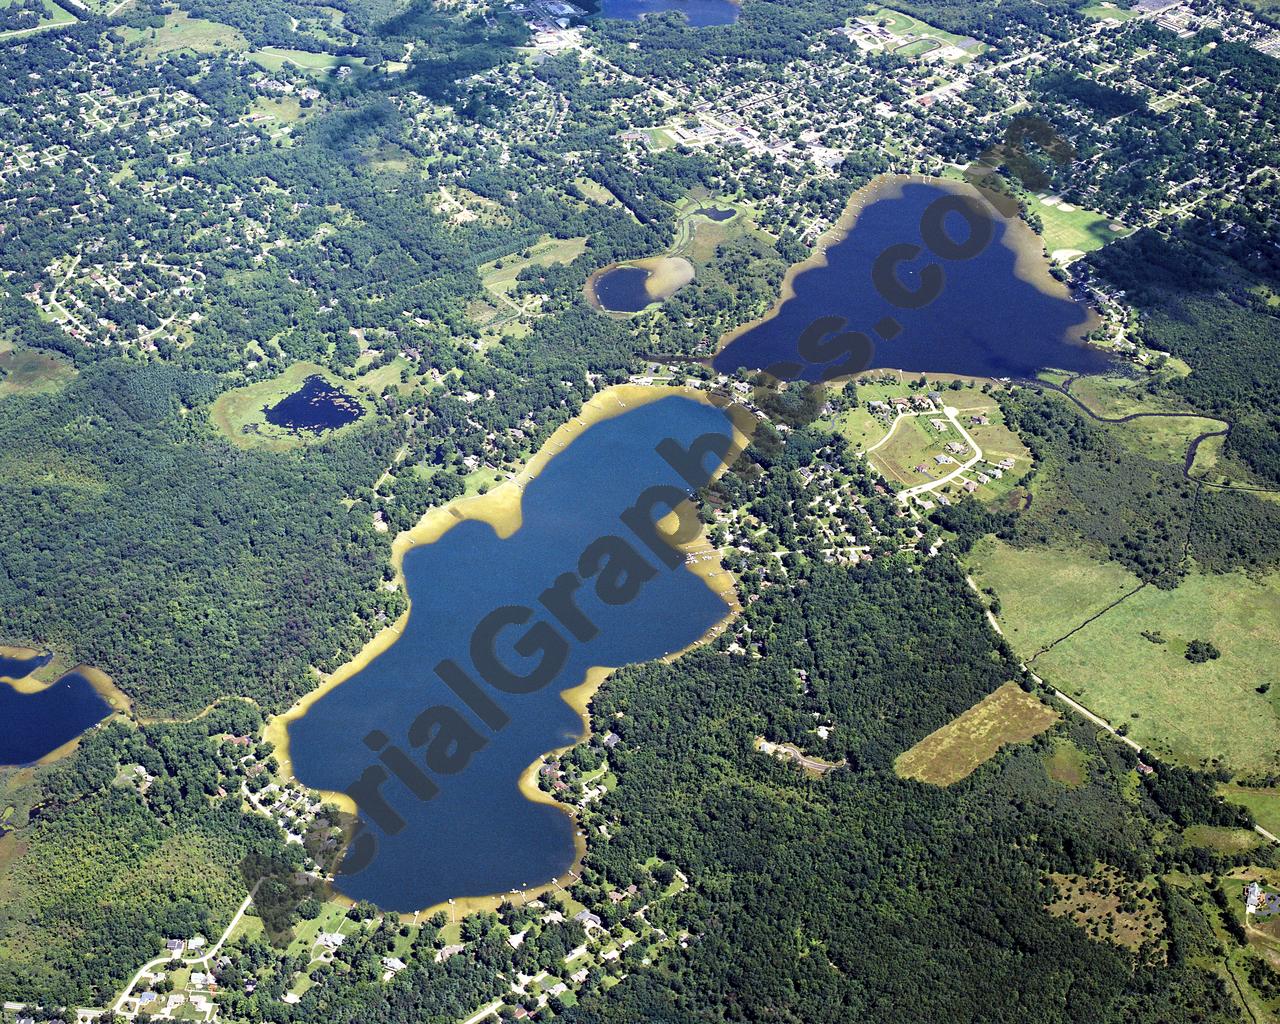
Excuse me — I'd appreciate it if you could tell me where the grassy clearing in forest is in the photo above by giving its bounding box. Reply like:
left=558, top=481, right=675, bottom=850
left=895, top=682, right=1060, bottom=786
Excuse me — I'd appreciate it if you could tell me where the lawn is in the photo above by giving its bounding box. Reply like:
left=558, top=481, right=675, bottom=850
left=1033, top=570, right=1280, bottom=772
left=861, top=6, right=985, bottom=60
left=965, top=536, right=1139, bottom=654
left=122, top=10, right=247, bottom=57
left=1028, top=193, right=1133, bottom=260
left=209, top=362, right=370, bottom=451
left=895, top=681, right=1060, bottom=786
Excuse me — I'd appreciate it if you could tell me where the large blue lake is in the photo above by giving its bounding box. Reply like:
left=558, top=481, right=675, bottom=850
left=714, top=180, right=1112, bottom=380
left=289, top=396, right=738, bottom=911
left=0, top=671, right=112, bottom=765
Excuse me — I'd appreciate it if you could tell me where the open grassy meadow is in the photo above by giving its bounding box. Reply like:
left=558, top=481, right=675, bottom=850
left=894, top=681, right=1060, bottom=786
left=248, top=47, right=366, bottom=78
left=122, top=10, right=247, bottom=57
left=0, top=345, right=76, bottom=397
left=1044, top=736, right=1089, bottom=788
left=1080, top=2, right=1142, bottom=20
left=479, top=236, right=589, bottom=298
left=0, top=0, right=76, bottom=39
left=966, top=536, right=1140, bottom=654
left=1033, top=571, right=1280, bottom=772
left=1220, top=783, right=1280, bottom=837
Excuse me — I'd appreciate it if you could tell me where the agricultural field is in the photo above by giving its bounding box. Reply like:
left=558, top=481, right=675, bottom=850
left=121, top=10, right=247, bottom=57
left=966, top=536, right=1139, bottom=654
left=1032, top=570, right=1280, bottom=772
left=0, top=0, right=76, bottom=40
left=894, top=681, right=1060, bottom=786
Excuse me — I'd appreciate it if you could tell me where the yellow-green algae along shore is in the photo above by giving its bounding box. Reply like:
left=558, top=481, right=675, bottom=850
left=266, top=383, right=754, bottom=917
left=0, top=646, right=133, bottom=764
left=714, top=172, right=1100, bottom=359
left=585, top=255, right=696, bottom=314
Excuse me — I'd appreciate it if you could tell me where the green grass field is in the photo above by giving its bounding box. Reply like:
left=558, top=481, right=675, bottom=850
left=1033, top=571, right=1280, bottom=772
left=862, top=6, right=984, bottom=61
left=1220, top=783, right=1280, bottom=836
left=0, top=0, right=76, bottom=39
left=248, top=47, right=366, bottom=78
left=1080, top=3, right=1142, bottom=20
left=479, top=236, right=589, bottom=297
left=966, top=536, right=1140, bottom=653
left=1045, top=737, right=1089, bottom=788
left=1028, top=193, right=1133, bottom=259
left=869, top=412, right=966, bottom=487
left=122, top=10, right=247, bottom=57
left=1182, top=824, right=1263, bottom=854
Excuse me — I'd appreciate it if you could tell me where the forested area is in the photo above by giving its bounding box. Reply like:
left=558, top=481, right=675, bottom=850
left=550, top=551, right=1252, bottom=1022
left=0, top=362, right=404, bottom=715
left=0, top=701, right=295, bottom=1007
left=1086, top=223, right=1280, bottom=486
left=1001, top=388, right=1280, bottom=582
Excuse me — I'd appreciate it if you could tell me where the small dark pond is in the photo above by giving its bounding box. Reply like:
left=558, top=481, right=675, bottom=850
left=695, top=206, right=735, bottom=222
left=264, top=375, right=364, bottom=434
left=592, top=266, right=655, bottom=314
left=0, top=671, right=111, bottom=765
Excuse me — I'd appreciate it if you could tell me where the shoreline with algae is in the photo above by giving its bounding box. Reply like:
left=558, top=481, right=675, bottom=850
left=584, top=255, right=696, bottom=315
left=0, top=646, right=134, bottom=765
left=713, top=172, right=1101, bottom=362
left=266, top=382, right=753, bottom=918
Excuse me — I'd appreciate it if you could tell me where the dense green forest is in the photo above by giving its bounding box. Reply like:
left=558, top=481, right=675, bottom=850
left=0, top=362, right=403, bottom=715
left=1001, top=387, right=1280, bottom=581
left=0, top=701, right=295, bottom=1007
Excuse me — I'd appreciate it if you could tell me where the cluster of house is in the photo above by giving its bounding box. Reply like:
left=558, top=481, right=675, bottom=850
left=254, top=78, right=323, bottom=102
left=867, top=391, right=943, bottom=418
left=509, top=0, right=585, bottom=31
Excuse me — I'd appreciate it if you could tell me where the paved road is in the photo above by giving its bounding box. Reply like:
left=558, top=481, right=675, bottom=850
left=895, top=405, right=984, bottom=502
left=113, top=881, right=260, bottom=1015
